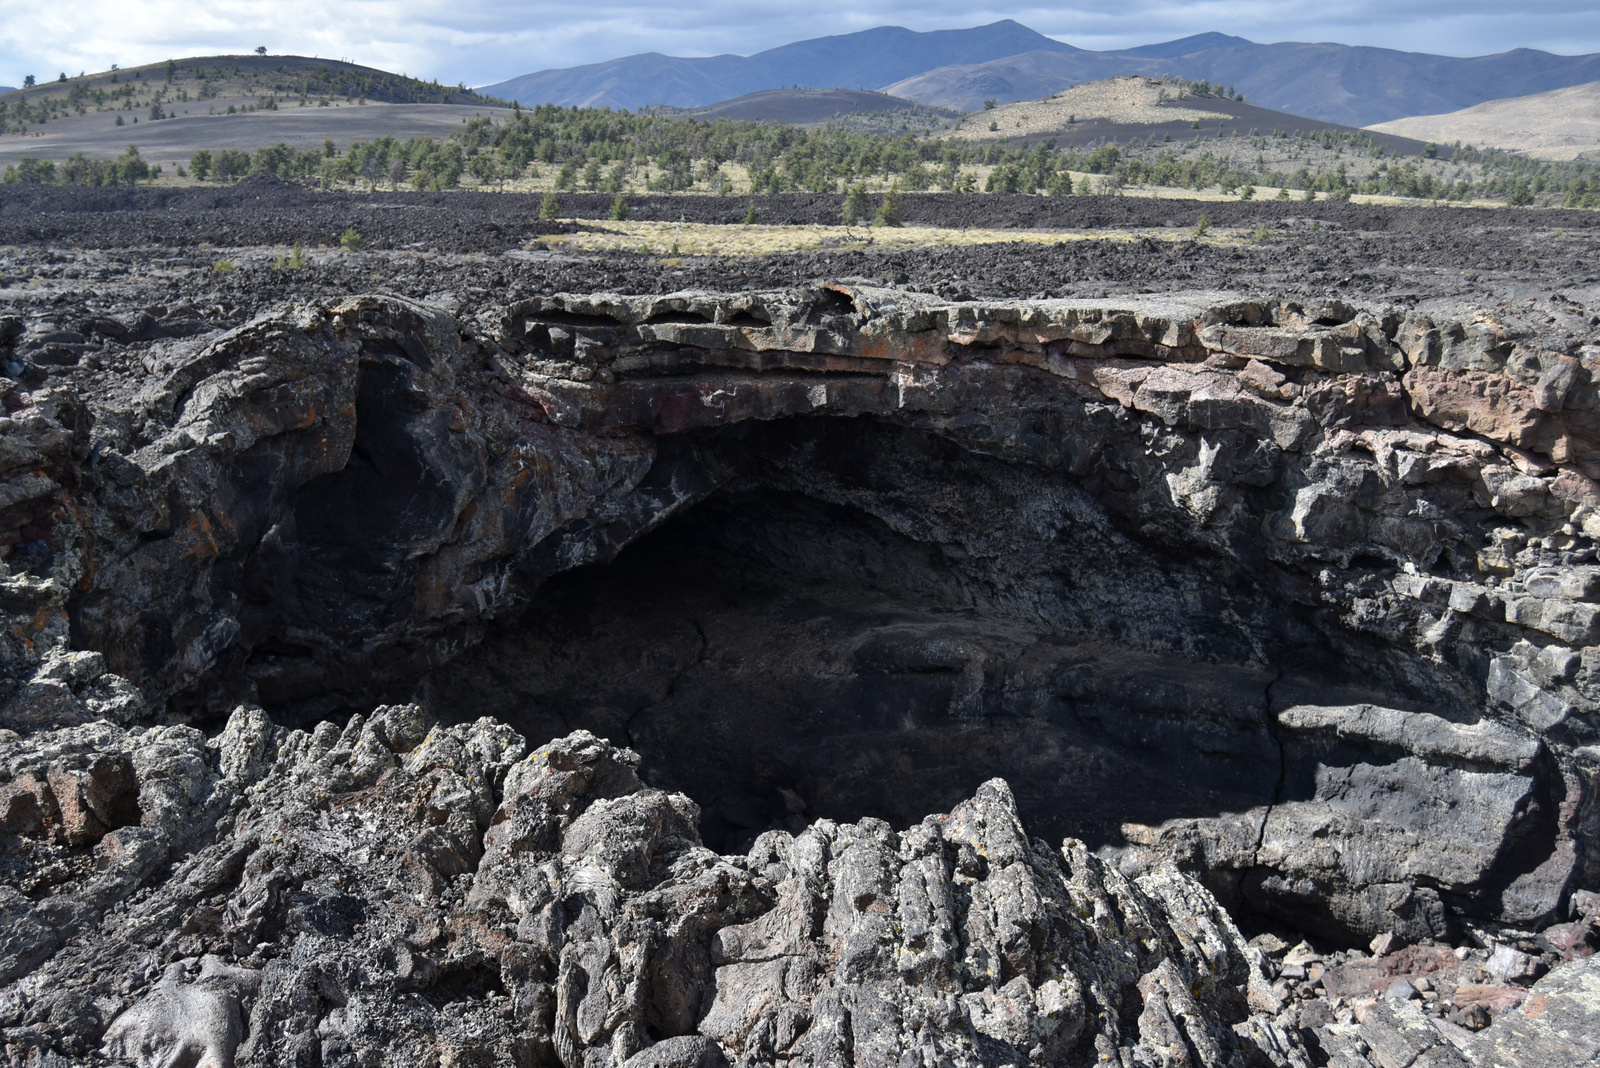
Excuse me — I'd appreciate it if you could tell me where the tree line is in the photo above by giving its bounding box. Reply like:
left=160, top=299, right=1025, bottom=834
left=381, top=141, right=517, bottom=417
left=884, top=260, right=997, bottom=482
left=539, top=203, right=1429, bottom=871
left=3, top=101, right=1598, bottom=207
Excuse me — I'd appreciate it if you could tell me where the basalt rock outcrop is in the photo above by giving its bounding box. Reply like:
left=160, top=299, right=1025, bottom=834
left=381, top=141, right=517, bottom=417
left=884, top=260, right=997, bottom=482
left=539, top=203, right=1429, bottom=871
left=2, top=281, right=1600, bottom=1065
left=1, top=714, right=1316, bottom=1067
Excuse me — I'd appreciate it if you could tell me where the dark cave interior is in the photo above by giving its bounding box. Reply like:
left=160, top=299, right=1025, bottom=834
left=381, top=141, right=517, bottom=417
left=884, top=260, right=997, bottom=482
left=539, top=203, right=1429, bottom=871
left=422, top=417, right=1459, bottom=862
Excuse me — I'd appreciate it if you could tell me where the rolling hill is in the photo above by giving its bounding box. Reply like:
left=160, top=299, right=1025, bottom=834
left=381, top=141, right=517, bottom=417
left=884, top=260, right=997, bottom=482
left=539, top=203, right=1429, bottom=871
left=480, top=20, right=1076, bottom=110
left=1367, top=81, right=1600, bottom=160
left=952, top=76, right=1439, bottom=159
left=672, top=88, right=961, bottom=131
left=0, top=54, right=498, bottom=116
left=487, top=21, right=1600, bottom=128
left=0, top=55, right=511, bottom=176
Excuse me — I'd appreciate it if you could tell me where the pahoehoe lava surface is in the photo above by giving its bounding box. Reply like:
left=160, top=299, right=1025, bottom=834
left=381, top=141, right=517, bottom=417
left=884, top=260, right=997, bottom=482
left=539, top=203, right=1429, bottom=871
left=2, top=184, right=1600, bottom=1067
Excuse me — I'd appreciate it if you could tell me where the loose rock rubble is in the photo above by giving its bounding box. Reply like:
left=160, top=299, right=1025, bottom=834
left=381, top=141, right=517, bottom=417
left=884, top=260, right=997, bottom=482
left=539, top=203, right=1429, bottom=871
left=2, top=713, right=1313, bottom=1067
left=2, top=709, right=1595, bottom=1066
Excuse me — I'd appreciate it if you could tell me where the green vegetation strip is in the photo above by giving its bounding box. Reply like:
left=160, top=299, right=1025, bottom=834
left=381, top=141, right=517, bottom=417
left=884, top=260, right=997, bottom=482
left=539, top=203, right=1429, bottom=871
left=3, top=98, right=1597, bottom=207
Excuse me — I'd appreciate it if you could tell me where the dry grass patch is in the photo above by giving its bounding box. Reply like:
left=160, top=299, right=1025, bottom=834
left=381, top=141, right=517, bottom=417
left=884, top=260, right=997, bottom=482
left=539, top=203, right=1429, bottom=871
left=540, top=218, right=1203, bottom=257
left=952, top=77, right=1231, bottom=141
left=1368, top=81, right=1600, bottom=161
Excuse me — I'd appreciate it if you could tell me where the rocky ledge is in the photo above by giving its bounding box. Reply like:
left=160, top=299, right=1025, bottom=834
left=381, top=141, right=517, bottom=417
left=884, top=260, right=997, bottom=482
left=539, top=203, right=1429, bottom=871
left=2, top=283, right=1599, bottom=1065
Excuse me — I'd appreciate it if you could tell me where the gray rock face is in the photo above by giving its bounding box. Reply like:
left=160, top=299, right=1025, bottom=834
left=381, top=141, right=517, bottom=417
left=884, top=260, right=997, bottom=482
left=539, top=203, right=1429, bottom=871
left=0, top=711, right=1305, bottom=1067
left=1, top=283, right=1599, bottom=1063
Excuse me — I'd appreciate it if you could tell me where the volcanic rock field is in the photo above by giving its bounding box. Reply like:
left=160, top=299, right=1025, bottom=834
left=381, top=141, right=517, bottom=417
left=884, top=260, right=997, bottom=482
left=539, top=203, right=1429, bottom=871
left=2, top=179, right=1600, bottom=1067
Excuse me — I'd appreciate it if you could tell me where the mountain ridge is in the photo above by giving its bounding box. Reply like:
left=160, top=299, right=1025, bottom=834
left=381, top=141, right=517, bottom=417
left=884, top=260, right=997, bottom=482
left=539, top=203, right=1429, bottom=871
left=482, top=20, right=1075, bottom=110
left=882, top=39, right=1600, bottom=126
left=484, top=23, right=1600, bottom=127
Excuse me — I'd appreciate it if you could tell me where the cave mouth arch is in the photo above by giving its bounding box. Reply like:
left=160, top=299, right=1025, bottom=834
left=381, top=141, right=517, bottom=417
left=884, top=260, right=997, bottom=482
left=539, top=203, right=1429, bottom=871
left=422, top=414, right=1460, bottom=862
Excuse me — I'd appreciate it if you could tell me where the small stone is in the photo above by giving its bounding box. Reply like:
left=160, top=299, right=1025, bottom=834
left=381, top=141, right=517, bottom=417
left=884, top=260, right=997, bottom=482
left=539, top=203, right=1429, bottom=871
left=1487, top=943, right=1546, bottom=984
left=1370, top=931, right=1403, bottom=957
left=1539, top=921, right=1597, bottom=960
left=1283, top=941, right=1321, bottom=967
left=0, top=773, right=53, bottom=836
left=1385, top=978, right=1419, bottom=1000
left=1249, top=932, right=1291, bottom=958
left=1455, top=983, right=1531, bottom=1014
left=1297, top=1000, right=1335, bottom=1030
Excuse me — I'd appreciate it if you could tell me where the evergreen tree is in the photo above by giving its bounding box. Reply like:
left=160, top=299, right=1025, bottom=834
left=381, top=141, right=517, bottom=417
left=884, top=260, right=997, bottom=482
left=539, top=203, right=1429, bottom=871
left=841, top=184, right=870, bottom=225
left=875, top=187, right=904, bottom=227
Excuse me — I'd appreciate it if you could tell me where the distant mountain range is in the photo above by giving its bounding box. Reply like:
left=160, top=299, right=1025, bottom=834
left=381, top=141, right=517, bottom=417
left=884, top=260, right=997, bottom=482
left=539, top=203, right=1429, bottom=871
left=482, top=21, right=1600, bottom=128
left=885, top=40, right=1600, bottom=126
left=483, top=21, right=1075, bottom=112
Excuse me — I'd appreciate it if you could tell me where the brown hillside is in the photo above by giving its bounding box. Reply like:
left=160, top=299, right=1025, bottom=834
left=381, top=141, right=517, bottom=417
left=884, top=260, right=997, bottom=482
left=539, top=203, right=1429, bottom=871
left=1367, top=81, right=1600, bottom=160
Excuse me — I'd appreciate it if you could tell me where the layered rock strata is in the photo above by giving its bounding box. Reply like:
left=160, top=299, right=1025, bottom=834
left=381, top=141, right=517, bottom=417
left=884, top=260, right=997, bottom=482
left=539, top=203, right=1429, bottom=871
left=2, top=283, right=1599, bottom=1064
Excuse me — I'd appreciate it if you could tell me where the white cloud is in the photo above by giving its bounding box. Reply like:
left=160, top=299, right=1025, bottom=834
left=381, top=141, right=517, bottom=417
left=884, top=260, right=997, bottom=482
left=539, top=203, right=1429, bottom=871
left=2, top=0, right=1597, bottom=89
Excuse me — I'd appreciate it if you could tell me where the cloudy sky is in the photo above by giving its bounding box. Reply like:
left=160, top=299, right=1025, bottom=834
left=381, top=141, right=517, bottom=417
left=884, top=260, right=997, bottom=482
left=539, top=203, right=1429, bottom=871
left=3, top=1, right=1597, bottom=89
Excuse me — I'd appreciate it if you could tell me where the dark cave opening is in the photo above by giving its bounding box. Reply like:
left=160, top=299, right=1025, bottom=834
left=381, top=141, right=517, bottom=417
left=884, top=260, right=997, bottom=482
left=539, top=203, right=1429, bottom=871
left=424, top=416, right=1449, bottom=861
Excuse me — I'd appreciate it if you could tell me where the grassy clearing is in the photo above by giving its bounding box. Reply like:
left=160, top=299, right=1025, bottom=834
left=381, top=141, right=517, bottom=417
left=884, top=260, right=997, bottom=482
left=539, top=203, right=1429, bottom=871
left=538, top=218, right=1210, bottom=257
left=953, top=77, right=1231, bottom=142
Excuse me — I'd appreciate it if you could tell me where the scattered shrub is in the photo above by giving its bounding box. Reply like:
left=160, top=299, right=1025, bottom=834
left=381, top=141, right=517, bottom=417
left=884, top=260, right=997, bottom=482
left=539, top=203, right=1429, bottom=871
left=876, top=187, right=905, bottom=227
left=840, top=184, right=870, bottom=225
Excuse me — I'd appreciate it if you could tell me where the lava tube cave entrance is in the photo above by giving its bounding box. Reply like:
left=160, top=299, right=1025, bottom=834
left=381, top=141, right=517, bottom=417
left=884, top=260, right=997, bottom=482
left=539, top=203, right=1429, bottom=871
left=424, top=416, right=1459, bottom=861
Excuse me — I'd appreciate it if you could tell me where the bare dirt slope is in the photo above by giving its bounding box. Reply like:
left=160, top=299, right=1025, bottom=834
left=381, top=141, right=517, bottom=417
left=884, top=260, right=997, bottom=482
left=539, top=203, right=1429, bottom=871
left=1368, top=80, right=1600, bottom=160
